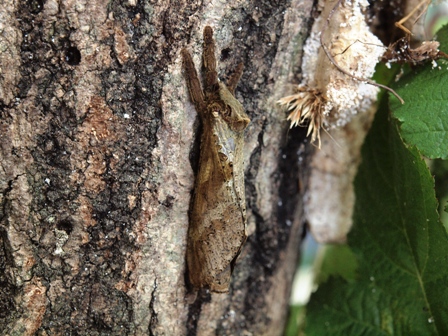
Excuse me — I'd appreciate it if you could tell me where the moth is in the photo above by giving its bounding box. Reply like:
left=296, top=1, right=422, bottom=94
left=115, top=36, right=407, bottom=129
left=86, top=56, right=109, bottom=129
left=381, top=0, right=448, bottom=65
left=382, top=37, right=448, bottom=65
left=181, top=26, right=250, bottom=293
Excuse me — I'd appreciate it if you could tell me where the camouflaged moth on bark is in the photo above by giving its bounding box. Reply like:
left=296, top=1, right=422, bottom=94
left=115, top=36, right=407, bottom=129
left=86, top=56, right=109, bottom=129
left=181, top=26, right=250, bottom=293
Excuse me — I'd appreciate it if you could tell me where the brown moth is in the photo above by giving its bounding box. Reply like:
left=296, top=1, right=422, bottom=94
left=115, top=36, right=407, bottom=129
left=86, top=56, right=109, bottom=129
left=181, top=26, right=250, bottom=293
left=382, top=37, right=448, bottom=65
left=382, top=0, right=448, bottom=65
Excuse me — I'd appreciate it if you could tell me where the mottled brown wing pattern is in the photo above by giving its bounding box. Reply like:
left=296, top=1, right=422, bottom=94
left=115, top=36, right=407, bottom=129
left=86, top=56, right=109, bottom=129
left=182, top=26, right=250, bottom=293
left=189, top=119, right=247, bottom=292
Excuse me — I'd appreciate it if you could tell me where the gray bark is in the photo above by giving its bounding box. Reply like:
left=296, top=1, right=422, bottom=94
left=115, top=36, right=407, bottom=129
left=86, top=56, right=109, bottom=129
left=0, top=0, right=313, bottom=334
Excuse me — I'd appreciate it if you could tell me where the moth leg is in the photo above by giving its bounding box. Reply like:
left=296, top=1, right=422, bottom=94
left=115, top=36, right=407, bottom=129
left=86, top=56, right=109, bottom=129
left=202, top=26, right=219, bottom=94
left=181, top=48, right=206, bottom=115
left=395, top=0, right=430, bottom=36
left=226, top=63, right=244, bottom=95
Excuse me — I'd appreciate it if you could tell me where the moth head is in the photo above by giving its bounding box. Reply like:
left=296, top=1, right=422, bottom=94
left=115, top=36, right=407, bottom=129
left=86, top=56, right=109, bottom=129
left=210, top=83, right=250, bottom=132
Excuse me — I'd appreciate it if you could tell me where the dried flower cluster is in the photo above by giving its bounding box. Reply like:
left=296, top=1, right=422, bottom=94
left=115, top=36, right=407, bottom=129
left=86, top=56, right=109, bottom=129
left=277, top=86, right=327, bottom=147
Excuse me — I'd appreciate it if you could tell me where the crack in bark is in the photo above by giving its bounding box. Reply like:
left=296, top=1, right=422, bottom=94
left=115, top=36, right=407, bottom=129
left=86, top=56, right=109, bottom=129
left=186, top=288, right=211, bottom=336
left=148, top=278, right=158, bottom=336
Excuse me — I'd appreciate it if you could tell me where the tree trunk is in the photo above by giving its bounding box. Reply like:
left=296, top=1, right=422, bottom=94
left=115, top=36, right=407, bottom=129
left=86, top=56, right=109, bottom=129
left=0, top=0, right=313, bottom=334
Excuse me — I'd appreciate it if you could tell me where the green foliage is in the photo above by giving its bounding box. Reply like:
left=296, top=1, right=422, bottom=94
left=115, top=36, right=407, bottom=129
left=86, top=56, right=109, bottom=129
left=315, top=245, right=357, bottom=284
left=436, top=24, right=448, bottom=51
left=389, top=62, right=448, bottom=159
left=304, top=26, right=448, bottom=334
left=305, top=89, right=448, bottom=335
left=284, top=305, right=305, bottom=336
left=432, top=158, right=448, bottom=231
left=389, top=24, right=448, bottom=159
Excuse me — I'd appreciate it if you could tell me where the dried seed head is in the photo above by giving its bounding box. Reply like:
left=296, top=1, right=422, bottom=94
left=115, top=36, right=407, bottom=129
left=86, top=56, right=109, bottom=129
left=277, top=86, right=327, bottom=148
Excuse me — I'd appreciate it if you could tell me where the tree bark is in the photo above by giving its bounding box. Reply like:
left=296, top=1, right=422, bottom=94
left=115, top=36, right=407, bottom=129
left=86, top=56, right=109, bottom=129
left=0, top=0, right=313, bottom=334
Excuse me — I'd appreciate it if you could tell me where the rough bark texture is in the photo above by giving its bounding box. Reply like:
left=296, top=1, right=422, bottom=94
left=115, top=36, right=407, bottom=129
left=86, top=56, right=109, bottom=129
left=0, top=0, right=313, bottom=334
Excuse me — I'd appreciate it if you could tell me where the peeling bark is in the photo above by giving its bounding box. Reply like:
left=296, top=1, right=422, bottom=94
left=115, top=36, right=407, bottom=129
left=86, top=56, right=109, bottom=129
left=0, top=0, right=313, bottom=334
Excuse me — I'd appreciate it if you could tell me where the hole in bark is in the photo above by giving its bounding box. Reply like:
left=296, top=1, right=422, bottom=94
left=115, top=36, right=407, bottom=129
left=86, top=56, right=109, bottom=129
left=65, top=46, right=81, bottom=65
left=220, top=48, right=231, bottom=61
left=28, top=0, right=44, bottom=14
left=56, top=219, right=74, bottom=234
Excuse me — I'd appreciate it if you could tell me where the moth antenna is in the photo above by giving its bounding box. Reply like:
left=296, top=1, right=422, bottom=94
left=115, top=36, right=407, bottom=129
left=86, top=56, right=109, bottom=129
left=321, top=126, right=342, bottom=149
left=203, top=26, right=219, bottom=93
left=395, top=0, right=431, bottom=35
left=227, top=63, right=244, bottom=94
left=181, top=48, right=206, bottom=114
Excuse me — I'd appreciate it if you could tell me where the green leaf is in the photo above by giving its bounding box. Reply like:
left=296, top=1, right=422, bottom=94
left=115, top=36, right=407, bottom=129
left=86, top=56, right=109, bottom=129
left=284, top=305, right=305, bottom=336
left=389, top=61, right=448, bottom=159
left=431, top=159, right=448, bottom=231
left=435, top=24, right=448, bottom=53
left=306, top=278, right=394, bottom=336
left=389, top=25, right=448, bottom=159
left=316, top=245, right=357, bottom=284
left=305, top=94, right=448, bottom=334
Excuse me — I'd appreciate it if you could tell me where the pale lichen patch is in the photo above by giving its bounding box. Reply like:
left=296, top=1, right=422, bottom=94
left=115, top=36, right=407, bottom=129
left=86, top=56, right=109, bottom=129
left=279, top=0, right=384, bottom=145
left=279, top=0, right=385, bottom=243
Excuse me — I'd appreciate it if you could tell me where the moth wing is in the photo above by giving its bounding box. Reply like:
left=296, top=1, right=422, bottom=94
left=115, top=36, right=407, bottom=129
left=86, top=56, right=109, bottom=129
left=188, top=136, right=247, bottom=292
